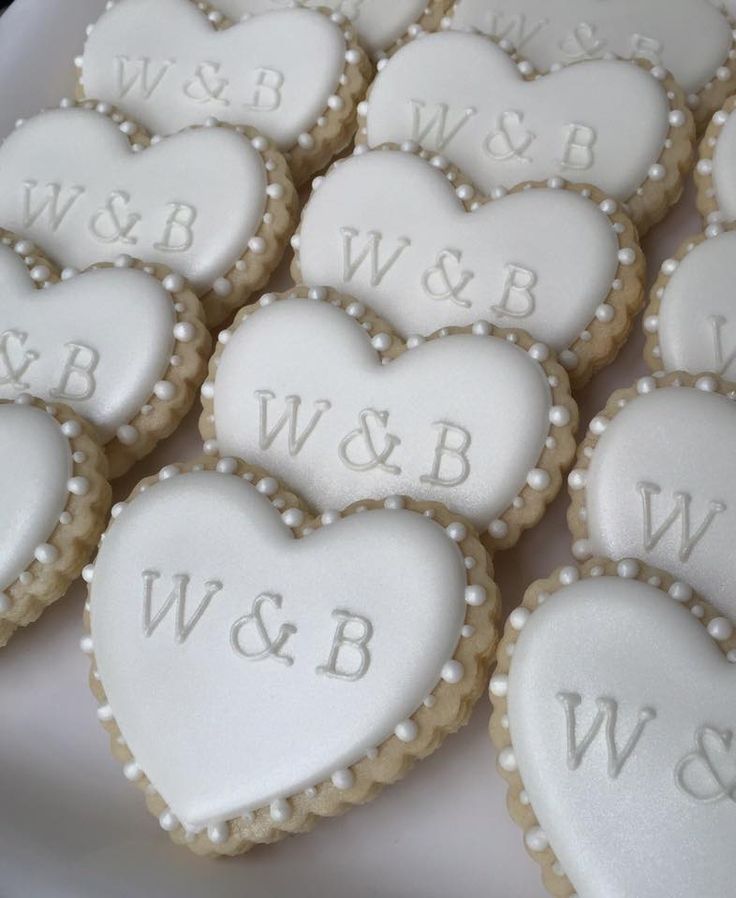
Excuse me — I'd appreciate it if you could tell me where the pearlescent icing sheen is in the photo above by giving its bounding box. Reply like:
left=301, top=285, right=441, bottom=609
left=584, top=387, right=736, bottom=620
left=0, top=404, right=71, bottom=590
left=508, top=576, right=736, bottom=898
left=450, top=0, right=732, bottom=95
left=0, top=107, right=266, bottom=292
left=0, top=246, right=174, bottom=441
left=82, top=1, right=346, bottom=146
left=657, top=231, right=736, bottom=380
left=710, top=111, right=736, bottom=221
left=364, top=33, right=671, bottom=201
left=90, top=471, right=467, bottom=827
left=298, top=150, right=619, bottom=349
left=205, top=0, right=427, bottom=57
left=212, top=299, right=552, bottom=529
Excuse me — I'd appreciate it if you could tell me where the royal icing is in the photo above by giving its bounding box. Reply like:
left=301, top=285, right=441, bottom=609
left=569, top=377, right=736, bottom=622
left=697, top=98, right=736, bottom=223
left=294, top=146, right=642, bottom=381
left=645, top=227, right=736, bottom=381
left=446, top=0, right=734, bottom=103
left=200, top=290, right=576, bottom=549
left=492, top=563, right=736, bottom=898
left=359, top=32, right=691, bottom=227
left=87, top=462, right=496, bottom=841
left=183, top=0, right=435, bottom=59
left=81, top=1, right=359, bottom=150
left=0, top=103, right=276, bottom=297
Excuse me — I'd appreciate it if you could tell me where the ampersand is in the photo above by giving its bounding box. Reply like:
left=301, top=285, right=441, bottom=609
left=183, top=62, right=230, bottom=105
left=484, top=110, right=535, bottom=164
left=89, top=191, right=141, bottom=244
left=338, top=409, right=402, bottom=474
left=421, top=249, right=474, bottom=309
left=230, top=593, right=297, bottom=666
left=675, top=726, right=736, bottom=804
left=0, top=330, right=38, bottom=390
left=559, top=22, right=606, bottom=60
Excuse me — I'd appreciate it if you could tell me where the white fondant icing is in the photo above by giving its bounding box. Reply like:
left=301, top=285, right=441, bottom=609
left=82, top=1, right=347, bottom=147
left=298, top=149, right=620, bottom=351
left=449, top=0, right=732, bottom=96
left=508, top=576, right=736, bottom=897
left=0, top=403, right=72, bottom=590
left=0, top=246, right=175, bottom=441
left=710, top=111, right=736, bottom=221
left=211, top=298, right=554, bottom=530
left=0, top=107, right=267, bottom=293
left=582, top=387, right=736, bottom=621
left=90, top=470, right=467, bottom=826
left=364, top=32, right=671, bottom=201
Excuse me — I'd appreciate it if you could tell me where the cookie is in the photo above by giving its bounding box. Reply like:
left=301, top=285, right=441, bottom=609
left=0, top=100, right=297, bottom=327
left=0, top=231, right=210, bottom=478
left=191, top=0, right=449, bottom=60
left=489, top=558, right=736, bottom=898
left=78, top=0, right=371, bottom=184
left=83, top=456, right=500, bottom=854
left=568, top=374, right=736, bottom=622
left=444, top=0, right=736, bottom=129
left=292, top=144, right=645, bottom=388
left=199, top=287, right=577, bottom=552
left=0, top=395, right=110, bottom=647
left=356, top=32, right=694, bottom=235
left=644, top=224, right=736, bottom=382
left=694, top=95, right=736, bottom=224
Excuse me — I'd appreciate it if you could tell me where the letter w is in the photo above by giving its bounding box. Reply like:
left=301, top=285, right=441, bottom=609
left=115, top=55, right=174, bottom=99
left=637, top=481, right=726, bottom=563
left=22, top=181, right=85, bottom=230
left=410, top=99, right=476, bottom=151
left=255, top=390, right=331, bottom=456
left=141, top=570, right=222, bottom=643
left=340, top=227, right=410, bottom=286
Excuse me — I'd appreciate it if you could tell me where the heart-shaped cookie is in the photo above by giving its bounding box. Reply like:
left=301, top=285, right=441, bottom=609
left=568, top=374, right=736, bottom=622
left=199, top=287, right=578, bottom=551
left=695, top=95, right=736, bottom=225
left=293, top=144, right=644, bottom=387
left=213, top=0, right=450, bottom=58
left=644, top=225, right=736, bottom=383
left=489, top=559, right=736, bottom=898
left=445, top=0, right=736, bottom=128
left=0, top=230, right=210, bottom=477
left=0, top=396, right=110, bottom=647
left=0, top=100, right=296, bottom=327
left=357, top=32, right=694, bottom=234
left=85, top=456, right=499, bottom=854
left=79, top=0, right=371, bottom=184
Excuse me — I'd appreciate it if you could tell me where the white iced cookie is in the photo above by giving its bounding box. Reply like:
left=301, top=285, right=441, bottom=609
left=694, top=95, right=736, bottom=225
left=357, top=32, right=694, bottom=235
left=206, top=0, right=449, bottom=59
left=79, top=0, right=370, bottom=184
left=445, top=0, right=736, bottom=128
left=199, top=287, right=577, bottom=552
left=293, top=145, right=644, bottom=388
left=644, top=226, right=736, bottom=382
left=85, top=457, right=500, bottom=854
left=0, top=231, right=210, bottom=477
left=0, top=396, right=110, bottom=647
left=0, top=100, right=297, bottom=327
left=568, top=374, right=736, bottom=622
left=490, top=559, right=736, bottom=898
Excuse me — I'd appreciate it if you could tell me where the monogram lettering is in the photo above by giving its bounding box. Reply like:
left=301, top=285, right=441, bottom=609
left=491, top=263, right=537, bottom=319
left=89, top=190, right=141, bottom=244
left=420, top=422, right=471, bottom=488
left=557, top=692, right=656, bottom=779
left=409, top=99, right=477, bottom=151
left=183, top=61, right=230, bottom=105
left=559, top=123, right=597, bottom=170
left=244, top=67, right=284, bottom=112
left=484, top=110, right=535, bottom=163
left=22, top=180, right=85, bottom=230
left=0, top=330, right=38, bottom=390
left=484, top=12, right=549, bottom=50
left=316, top=610, right=373, bottom=682
left=230, top=592, right=297, bottom=666
left=629, top=33, right=664, bottom=67
left=637, top=481, right=726, bottom=563
left=558, top=22, right=606, bottom=60
left=709, top=315, right=736, bottom=377
left=153, top=202, right=197, bottom=252
left=675, top=726, right=736, bottom=804
left=255, top=390, right=331, bottom=455
left=49, top=343, right=99, bottom=401
left=340, top=227, right=410, bottom=286
left=115, top=55, right=174, bottom=99
left=338, top=408, right=402, bottom=474
left=141, top=570, right=223, bottom=643
left=421, top=249, right=474, bottom=308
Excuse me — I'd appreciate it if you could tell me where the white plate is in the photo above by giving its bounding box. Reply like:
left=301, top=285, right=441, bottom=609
left=0, top=2, right=700, bottom=894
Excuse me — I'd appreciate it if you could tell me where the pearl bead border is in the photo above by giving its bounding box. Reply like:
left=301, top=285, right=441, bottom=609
left=354, top=33, right=695, bottom=237
left=0, top=395, right=111, bottom=647
left=290, top=141, right=645, bottom=390
left=695, top=95, right=736, bottom=224
left=82, top=456, right=500, bottom=856
left=198, top=285, right=579, bottom=553
left=0, top=228, right=211, bottom=479
left=567, top=371, right=736, bottom=563
left=489, top=557, right=736, bottom=898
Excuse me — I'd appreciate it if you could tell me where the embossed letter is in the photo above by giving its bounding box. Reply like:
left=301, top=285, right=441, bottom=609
left=420, top=422, right=471, bottom=488
left=421, top=249, right=474, bottom=308
left=629, top=33, right=663, bottom=67
left=484, top=110, right=535, bottom=164
left=338, top=408, right=402, bottom=474
left=557, top=692, right=656, bottom=779
left=709, top=315, right=736, bottom=377
left=154, top=203, right=197, bottom=252
left=49, top=343, right=99, bottom=401
left=244, top=68, right=284, bottom=111
left=0, top=330, right=38, bottom=390
left=409, top=99, right=476, bottom=151
left=675, top=726, right=736, bottom=804
left=637, top=481, right=726, bottom=563
left=491, top=263, right=537, bottom=319
left=89, top=191, right=141, bottom=245
left=116, top=55, right=174, bottom=99
left=22, top=181, right=85, bottom=230
left=485, top=13, right=549, bottom=51
left=183, top=61, right=230, bottom=105
left=340, top=227, right=410, bottom=287
left=317, top=610, right=373, bottom=682
left=255, top=390, right=331, bottom=456
left=230, top=593, right=297, bottom=666
left=141, top=570, right=223, bottom=643
left=560, top=124, right=597, bottom=170
left=558, top=23, right=606, bottom=60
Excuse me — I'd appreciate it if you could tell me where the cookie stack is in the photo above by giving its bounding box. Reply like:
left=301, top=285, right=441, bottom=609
left=0, top=1, right=734, bottom=891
